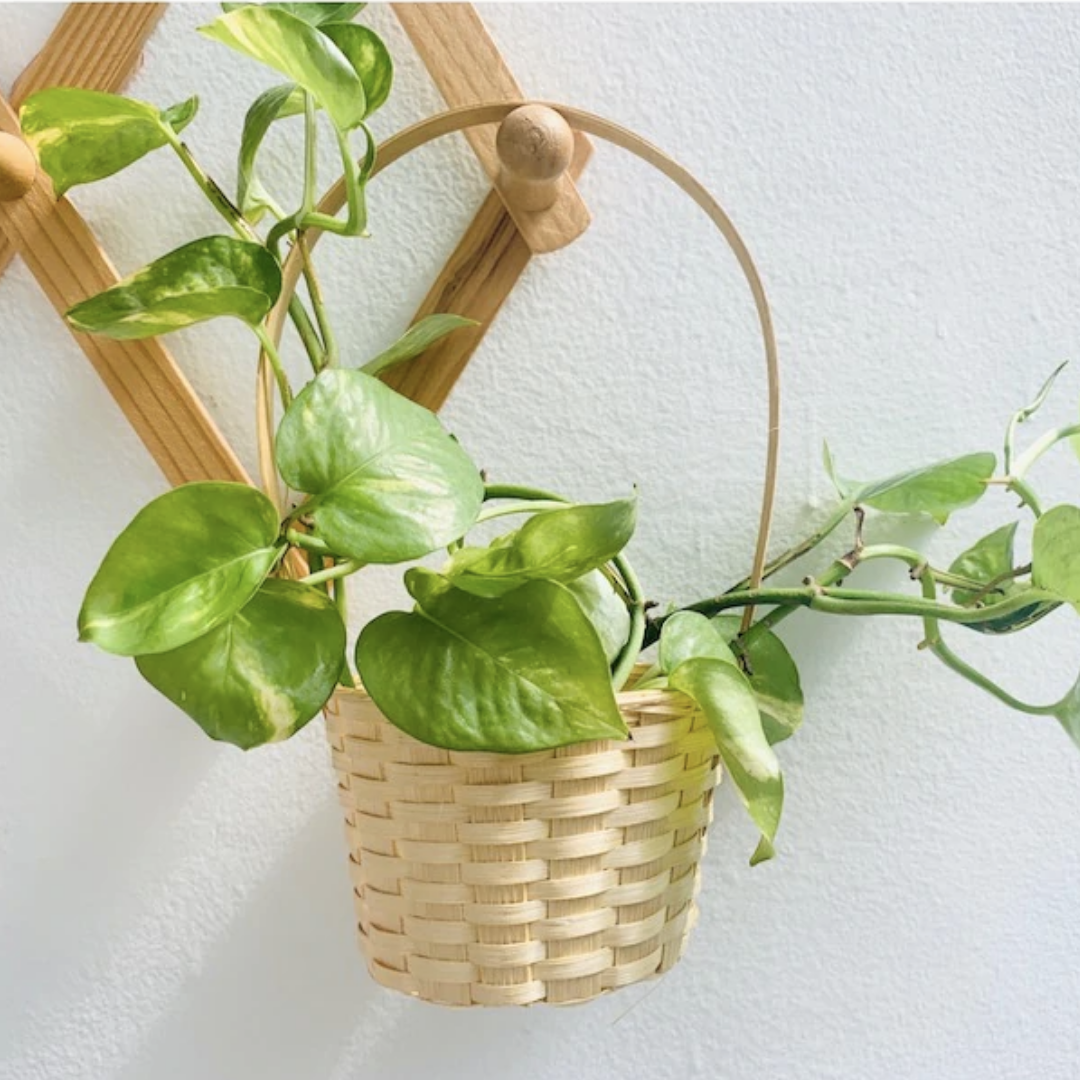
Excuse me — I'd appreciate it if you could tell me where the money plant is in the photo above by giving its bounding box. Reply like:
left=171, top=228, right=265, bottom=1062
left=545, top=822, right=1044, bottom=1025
left=23, top=4, right=1080, bottom=866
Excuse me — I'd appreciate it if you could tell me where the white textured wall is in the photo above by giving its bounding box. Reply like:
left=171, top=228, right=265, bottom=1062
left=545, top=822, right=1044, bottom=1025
left=3, top=4, right=1080, bottom=1078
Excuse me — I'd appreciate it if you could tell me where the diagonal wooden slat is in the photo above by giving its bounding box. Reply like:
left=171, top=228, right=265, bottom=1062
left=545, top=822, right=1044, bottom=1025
left=385, top=4, right=594, bottom=412
left=0, top=93, right=247, bottom=486
left=383, top=136, right=591, bottom=411
left=0, top=4, right=167, bottom=281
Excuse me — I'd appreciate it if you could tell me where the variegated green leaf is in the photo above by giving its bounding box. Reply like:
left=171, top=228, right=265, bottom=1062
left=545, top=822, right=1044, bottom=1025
left=66, top=236, right=281, bottom=339
left=137, top=579, right=345, bottom=750
left=79, top=483, right=281, bottom=656
left=19, top=88, right=197, bottom=195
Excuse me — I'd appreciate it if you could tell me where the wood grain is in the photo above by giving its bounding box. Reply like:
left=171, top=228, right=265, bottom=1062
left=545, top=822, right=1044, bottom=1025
left=382, top=133, right=592, bottom=411
left=0, top=93, right=247, bottom=486
left=386, top=4, right=594, bottom=411
left=0, top=4, right=167, bottom=279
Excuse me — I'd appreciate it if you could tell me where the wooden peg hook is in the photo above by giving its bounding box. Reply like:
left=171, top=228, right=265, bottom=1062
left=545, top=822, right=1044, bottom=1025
left=0, top=131, right=36, bottom=202
left=496, top=103, right=575, bottom=213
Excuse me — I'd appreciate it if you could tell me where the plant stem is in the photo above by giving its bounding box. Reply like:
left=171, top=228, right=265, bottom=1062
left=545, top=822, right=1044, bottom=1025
left=911, top=558, right=1055, bottom=716
left=254, top=326, right=293, bottom=407
left=162, top=125, right=325, bottom=371
left=611, top=553, right=647, bottom=693
left=727, top=497, right=856, bottom=594
left=298, top=235, right=337, bottom=368
left=1012, top=421, right=1080, bottom=478
left=301, top=558, right=363, bottom=586
left=334, top=573, right=357, bottom=688
left=302, top=92, right=318, bottom=216
left=1008, top=476, right=1043, bottom=517
left=475, top=499, right=570, bottom=524
left=1003, top=360, right=1068, bottom=473
left=657, top=581, right=1051, bottom=631
left=286, top=529, right=330, bottom=554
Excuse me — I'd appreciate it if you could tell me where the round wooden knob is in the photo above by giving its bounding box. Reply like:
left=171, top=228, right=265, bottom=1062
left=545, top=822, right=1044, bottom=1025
left=496, top=104, right=574, bottom=212
left=0, top=132, right=37, bottom=202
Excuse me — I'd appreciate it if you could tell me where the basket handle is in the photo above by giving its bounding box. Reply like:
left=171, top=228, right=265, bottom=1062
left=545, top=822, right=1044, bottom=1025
left=261, top=102, right=781, bottom=622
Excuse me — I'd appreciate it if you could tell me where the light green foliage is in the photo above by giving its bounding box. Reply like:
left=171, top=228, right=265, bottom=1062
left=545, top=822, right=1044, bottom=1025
left=275, top=369, right=484, bottom=562
left=1033, top=505, right=1080, bottom=608
left=712, top=616, right=804, bottom=744
left=949, top=523, right=1019, bottom=608
left=362, top=314, right=478, bottom=377
left=565, top=570, right=631, bottom=664
left=237, top=83, right=306, bottom=220
left=79, top=483, right=281, bottom=656
left=446, top=496, right=637, bottom=597
left=20, top=88, right=197, bottom=195
left=200, top=7, right=369, bottom=131
left=320, top=22, right=393, bottom=118
left=57, top=9, right=1080, bottom=799
left=825, top=445, right=996, bottom=523
left=66, top=236, right=282, bottom=338
left=669, top=657, right=783, bottom=865
left=356, top=569, right=627, bottom=751
left=221, top=3, right=368, bottom=25
left=659, top=612, right=737, bottom=673
left=137, top=579, right=345, bottom=749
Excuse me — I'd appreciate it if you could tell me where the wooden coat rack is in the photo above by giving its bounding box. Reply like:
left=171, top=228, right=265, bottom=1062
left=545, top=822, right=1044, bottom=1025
left=0, top=3, right=594, bottom=486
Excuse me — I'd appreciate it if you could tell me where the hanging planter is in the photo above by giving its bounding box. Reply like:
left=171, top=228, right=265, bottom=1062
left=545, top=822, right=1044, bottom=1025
left=13, top=4, right=1080, bottom=1010
left=326, top=680, right=715, bottom=1006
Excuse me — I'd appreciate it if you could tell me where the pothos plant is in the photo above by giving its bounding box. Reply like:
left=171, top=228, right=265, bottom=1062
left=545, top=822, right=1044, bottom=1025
left=24, top=4, right=1080, bottom=866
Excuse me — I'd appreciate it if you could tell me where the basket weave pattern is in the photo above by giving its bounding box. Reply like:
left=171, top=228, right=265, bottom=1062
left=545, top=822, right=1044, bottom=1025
left=324, top=687, right=721, bottom=1006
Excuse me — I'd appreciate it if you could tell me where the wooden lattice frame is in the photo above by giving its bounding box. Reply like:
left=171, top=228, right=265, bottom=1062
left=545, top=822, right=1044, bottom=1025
left=0, top=2, right=594, bottom=484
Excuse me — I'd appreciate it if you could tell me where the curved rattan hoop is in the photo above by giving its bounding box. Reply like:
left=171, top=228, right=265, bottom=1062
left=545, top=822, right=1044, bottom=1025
left=261, top=101, right=781, bottom=599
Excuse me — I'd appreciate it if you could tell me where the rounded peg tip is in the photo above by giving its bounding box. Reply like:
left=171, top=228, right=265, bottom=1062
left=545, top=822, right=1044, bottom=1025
left=0, top=131, right=36, bottom=202
left=496, top=105, right=574, bottom=212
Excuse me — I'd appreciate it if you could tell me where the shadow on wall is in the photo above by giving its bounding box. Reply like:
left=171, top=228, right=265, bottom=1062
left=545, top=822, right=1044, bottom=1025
left=111, top=795, right=394, bottom=1080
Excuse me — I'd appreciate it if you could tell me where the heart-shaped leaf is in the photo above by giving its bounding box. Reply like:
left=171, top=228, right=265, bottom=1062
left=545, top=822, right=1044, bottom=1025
left=1033, top=505, right=1080, bottom=608
left=362, top=314, right=477, bottom=378
left=200, top=7, right=367, bottom=131
left=136, top=579, right=345, bottom=749
left=356, top=569, right=627, bottom=752
left=565, top=570, right=631, bottom=665
left=659, top=611, right=737, bottom=674
left=446, top=496, right=637, bottom=597
left=949, top=523, right=1019, bottom=607
left=712, top=616, right=804, bottom=744
left=320, top=22, right=393, bottom=118
left=237, top=82, right=305, bottom=220
left=79, top=482, right=282, bottom=656
left=670, top=656, right=784, bottom=865
left=275, top=369, right=483, bottom=562
left=66, top=236, right=282, bottom=339
left=825, top=446, right=996, bottom=523
left=222, top=3, right=367, bottom=25
left=19, top=88, right=198, bottom=196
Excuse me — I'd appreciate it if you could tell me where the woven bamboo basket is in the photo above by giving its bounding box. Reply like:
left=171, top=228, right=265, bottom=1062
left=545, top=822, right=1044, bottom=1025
left=262, top=102, right=781, bottom=1005
left=324, top=675, right=718, bottom=1006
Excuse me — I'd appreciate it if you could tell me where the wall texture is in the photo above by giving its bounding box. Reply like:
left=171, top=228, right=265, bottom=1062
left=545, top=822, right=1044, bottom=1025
left=3, top=5, right=1080, bottom=1078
